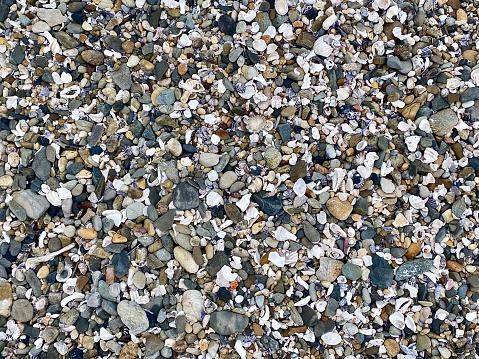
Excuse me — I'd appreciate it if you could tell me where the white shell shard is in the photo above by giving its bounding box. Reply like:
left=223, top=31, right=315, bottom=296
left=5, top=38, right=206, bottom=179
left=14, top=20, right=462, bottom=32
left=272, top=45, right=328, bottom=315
left=177, top=34, right=192, bottom=48
left=102, top=209, right=123, bottom=226
left=321, top=332, right=342, bottom=346
left=405, top=315, right=417, bottom=332
left=313, top=39, right=333, bottom=57
left=273, top=226, right=297, bottom=241
left=274, top=0, right=288, bottom=15
left=405, top=135, right=421, bottom=152
left=99, top=327, right=116, bottom=341
left=46, top=191, right=62, bottom=206
left=471, top=68, right=479, bottom=86
left=268, top=251, right=285, bottom=267
left=293, top=178, right=306, bottom=197
left=216, top=266, right=238, bottom=287
left=294, top=296, right=311, bottom=306
left=206, top=191, right=223, bottom=206
left=244, top=115, right=267, bottom=132
left=389, top=311, right=405, bottom=330
left=57, top=187, right=72, bottom=199
left=336, top=87, right=350, bottom=101
left=253, top=39, right=267, bottom=52
left=422, top=147, right=438, bottom=164
left=409, top=195, right=426, bottom=210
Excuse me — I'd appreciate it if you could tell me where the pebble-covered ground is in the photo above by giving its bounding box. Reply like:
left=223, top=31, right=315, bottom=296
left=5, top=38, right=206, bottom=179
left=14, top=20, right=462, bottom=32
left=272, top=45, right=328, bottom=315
left=1, top=0, right=479, bottom=357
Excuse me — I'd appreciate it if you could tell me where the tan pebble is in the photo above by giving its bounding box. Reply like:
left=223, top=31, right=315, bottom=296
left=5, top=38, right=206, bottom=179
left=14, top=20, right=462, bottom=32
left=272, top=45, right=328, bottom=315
left=446, top=260, right=463, bottom=272
left=326, top=197, right=353, bottom=221
left=405, top=242, right=421, bottom=260
left=252, top=322, right=264, bottom=336
left=0, top=175, right=13, bottom=187
left=7, top=152, right=20, bottom=167
left=456, top=8, right=467, bottom=21
left=37, top=265, right=50, bottom=279
left=463, top=49, right=478, bottom=62
left=199, top=339, right=209, bottom=351
left=205, top=244, right=214, bottom=260
left=76, top=169, right=92, bottom=179
left=112, top=233, right=127, bottom=244
left=174, top=246, right=199, bottom=273
left=252, top=221, right=265, bottom=234
left=384, top=338, right=400, bottom=357
left=78, top=228, right=98, bottom=240
left=119, top=341, right=138, bottom=359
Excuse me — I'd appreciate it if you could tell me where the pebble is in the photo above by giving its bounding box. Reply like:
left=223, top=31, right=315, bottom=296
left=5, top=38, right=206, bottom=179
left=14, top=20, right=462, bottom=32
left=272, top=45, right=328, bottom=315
left=326, top=197, right=353, bottom=221
left=10, top=190, right=50, bottom=220
left=174, top=246, right=199, bottom=273
left=181, top=290, right=204, bottom=321
left=209, top=311, right=249, bottom=335
left=173, top=182, right=200, bottom=210
left=11, top=299, right=34, bottom=323
left=117, top=301, right=150, bottom=334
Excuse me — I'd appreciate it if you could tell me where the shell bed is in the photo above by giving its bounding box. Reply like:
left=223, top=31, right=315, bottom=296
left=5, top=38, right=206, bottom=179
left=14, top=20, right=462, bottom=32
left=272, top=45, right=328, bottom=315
left=0, top=0, right=479, bottom=358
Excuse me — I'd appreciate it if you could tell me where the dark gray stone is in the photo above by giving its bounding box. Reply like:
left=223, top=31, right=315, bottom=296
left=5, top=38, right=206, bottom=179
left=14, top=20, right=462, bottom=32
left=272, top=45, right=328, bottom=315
left=173, top=182, right=199, bottom=210
left=461, top=87, right=479, bottom=103
left=32, top=147, right=51, bottom=181
left=251, top=193, right=282, bottom=216
left=370, top=255, right=394, bottom=288
left=395, top=259, right=433, bottom=281
left=111, top=63, right=132, bottom=90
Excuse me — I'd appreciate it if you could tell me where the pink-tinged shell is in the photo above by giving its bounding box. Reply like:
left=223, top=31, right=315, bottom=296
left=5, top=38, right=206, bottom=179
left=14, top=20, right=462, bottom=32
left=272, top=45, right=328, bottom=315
left=275, top=0, right=288, bottom=15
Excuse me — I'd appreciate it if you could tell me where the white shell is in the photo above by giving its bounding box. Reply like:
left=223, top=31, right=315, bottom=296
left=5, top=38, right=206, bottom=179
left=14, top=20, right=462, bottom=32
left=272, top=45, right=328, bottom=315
left=216, top=265, right=238, bottom=287
left=404, top=315, right=417, bottom=332
left=376, top=0, right=390, bottom=10
left=409, top=195, right=426, bottom=209
left=322, top=14, right=337, bottom=30
left=206, top=191, right=223, bottom=206
left=239, top=84, right=255, bottom=99
left=293, top=178, right=306, bottom=197
left=244, top=115, right=267, bottom=132
left=422, top=147, right=438, bottom=164
left=321, top=332, right=342, bottom=346
left=389, top=311, right=405, bottom=330
left=253, top=39, right=267, bottom=52
left=46, top=191, right=62, bottom=207
left=273, top=226, right=297, bottom=241
left=471, top=68, right=479, bottom=86
left=275, top=0, right=288, bottom=16
left=313, top=39, right=333, bottom=58
left=337, top=87, right=350, bottom=101
left=177, top=34, right=192, bottom=48
left=268, top=251, right=286, bottom=267
left=102, top=209, right=123, bottom=226
left=57, top=187, right=72, bottom=199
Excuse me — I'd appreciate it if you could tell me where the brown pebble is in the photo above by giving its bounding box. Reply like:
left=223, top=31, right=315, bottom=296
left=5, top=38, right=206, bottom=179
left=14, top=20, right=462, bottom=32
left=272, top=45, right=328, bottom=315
left=172, top=340, right=187, bottom=353
left=76, top=275, right=89, bottom=291
left=252, top=322, right=264, bottom=336
left=178, top=63, right=188, bottom=75
left=405, top=242, right=421, bottom=260
left=105, top=267, right=116, bottom=284
left=446, top=260, right=463, bottom=272
left=192, top=246, right=205, bottom=266
left=451, top=143, right=464, bottom=159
